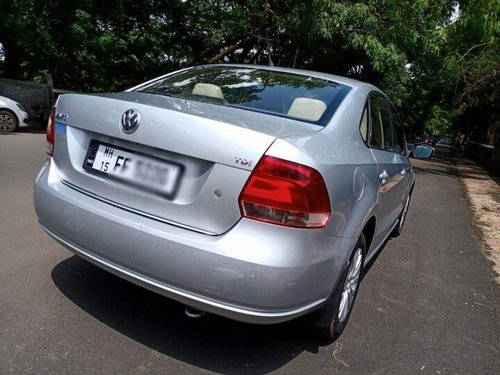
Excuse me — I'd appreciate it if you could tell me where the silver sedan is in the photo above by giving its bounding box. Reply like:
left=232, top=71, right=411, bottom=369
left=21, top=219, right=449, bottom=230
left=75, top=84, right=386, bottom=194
left=34, top=64, right=432, bottom=340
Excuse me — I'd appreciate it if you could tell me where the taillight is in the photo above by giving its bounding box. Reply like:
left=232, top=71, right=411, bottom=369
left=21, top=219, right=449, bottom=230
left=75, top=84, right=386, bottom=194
left=239, top=156, right=331, bottom=228
left=46, top=107, right=56, bottom=156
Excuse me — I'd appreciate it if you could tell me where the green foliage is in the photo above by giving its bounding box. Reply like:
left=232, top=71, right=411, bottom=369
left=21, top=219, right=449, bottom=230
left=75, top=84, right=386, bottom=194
left=0, top=0, right=186, bottom=91
left=0, top=0, right=497, bottom=142
left=434, top=0, right=499, bottom=140
left=425, top=105, right=453, bottom=137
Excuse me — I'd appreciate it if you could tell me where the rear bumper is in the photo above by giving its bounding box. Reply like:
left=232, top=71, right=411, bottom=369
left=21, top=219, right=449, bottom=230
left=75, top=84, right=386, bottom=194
left=34, top=159, right=355, bottom=324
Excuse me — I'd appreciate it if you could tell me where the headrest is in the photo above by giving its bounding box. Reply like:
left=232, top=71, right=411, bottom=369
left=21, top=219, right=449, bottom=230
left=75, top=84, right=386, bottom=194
left=192, top=83, right=225, bottom=100
left=288, top=97, right=327, bottom=121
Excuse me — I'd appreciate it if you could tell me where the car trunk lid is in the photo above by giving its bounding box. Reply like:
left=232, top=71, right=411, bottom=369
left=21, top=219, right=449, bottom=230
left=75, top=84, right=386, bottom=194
left=51, top=93, right=321, bottom=235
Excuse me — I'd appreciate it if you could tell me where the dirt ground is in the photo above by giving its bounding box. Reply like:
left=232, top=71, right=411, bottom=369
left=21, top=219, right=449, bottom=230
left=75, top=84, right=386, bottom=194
left=455, top=156, right=500, bottom=285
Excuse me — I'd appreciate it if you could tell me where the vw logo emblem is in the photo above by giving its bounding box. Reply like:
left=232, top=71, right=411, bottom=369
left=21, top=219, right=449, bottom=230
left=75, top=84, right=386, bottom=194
left=120, top=109, right=141, bottom=134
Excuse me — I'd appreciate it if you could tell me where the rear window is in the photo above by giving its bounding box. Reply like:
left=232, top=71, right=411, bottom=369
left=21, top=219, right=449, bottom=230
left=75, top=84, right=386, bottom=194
left=135, top=66, right=351, bottom=125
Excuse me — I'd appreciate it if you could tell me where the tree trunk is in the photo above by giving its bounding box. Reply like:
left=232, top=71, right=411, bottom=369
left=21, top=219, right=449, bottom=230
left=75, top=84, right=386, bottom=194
left=292, top=45, right=300, bottom=68
left=208, top=44, right=240, bottom=64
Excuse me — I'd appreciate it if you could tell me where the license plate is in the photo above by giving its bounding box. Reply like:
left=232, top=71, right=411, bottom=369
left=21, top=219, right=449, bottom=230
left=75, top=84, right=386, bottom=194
left=83, top=140, right=182, bottom=197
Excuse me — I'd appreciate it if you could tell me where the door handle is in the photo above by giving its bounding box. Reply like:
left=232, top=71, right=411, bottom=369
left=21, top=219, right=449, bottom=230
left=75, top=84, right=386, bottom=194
left=401, top=169, right=407, bottom=176
left=379, top=170, right=389, bottom=185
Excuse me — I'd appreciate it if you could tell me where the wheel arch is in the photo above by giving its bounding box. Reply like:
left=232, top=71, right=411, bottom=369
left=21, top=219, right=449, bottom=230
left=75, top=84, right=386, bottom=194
left=0, top=108, right=19, bottom=122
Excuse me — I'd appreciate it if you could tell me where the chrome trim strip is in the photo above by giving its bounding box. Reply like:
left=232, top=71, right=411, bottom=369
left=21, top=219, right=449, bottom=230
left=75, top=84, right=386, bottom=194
left=60, top=179, right=218, bottom=236
left=40, top=222, right=326, bottom=320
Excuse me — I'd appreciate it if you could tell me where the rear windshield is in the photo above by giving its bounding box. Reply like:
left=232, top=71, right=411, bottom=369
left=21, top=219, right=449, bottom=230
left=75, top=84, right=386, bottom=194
left=135, top=66, right=351, bottom=126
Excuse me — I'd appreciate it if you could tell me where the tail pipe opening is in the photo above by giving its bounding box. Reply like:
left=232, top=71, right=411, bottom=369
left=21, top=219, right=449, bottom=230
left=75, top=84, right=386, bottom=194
left=185, top=306, right=206, bottom=319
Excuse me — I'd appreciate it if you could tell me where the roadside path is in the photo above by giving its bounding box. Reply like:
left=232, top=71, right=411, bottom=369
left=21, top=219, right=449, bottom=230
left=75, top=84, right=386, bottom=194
left=455, top=155, right=500, bottom=286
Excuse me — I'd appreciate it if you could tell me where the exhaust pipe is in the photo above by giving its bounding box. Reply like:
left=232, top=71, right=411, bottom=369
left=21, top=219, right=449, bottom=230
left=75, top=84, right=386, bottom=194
left=185, top=306, right=206, bottom=319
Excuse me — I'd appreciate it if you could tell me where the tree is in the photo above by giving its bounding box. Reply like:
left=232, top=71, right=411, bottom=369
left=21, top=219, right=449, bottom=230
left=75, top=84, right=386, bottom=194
left=2, top=1, right=459, bottom=96
left=3, top=0, right=497, bottom=152
left=443, top=0, right=499, bottom=141
left=180, top=0, right=457, bottom=108
left=0, top=0, right=186, bottom=91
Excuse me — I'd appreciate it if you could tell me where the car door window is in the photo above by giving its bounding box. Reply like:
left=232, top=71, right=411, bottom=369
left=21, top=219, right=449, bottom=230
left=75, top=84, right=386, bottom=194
left=359, top=106, right=369, bottom=143
left=369, top=94, right=393, bottom=151
left=390, top=105, right=406, bottom=154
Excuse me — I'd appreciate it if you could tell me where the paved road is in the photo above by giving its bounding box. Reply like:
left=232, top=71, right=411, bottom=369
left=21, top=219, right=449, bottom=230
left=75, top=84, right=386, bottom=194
left=1, top=133, right=498, bottom=374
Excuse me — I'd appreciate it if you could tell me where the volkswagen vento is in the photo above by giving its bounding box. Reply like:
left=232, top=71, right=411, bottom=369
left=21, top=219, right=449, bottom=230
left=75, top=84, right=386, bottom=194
left=34, top=65, right=433, bottom=340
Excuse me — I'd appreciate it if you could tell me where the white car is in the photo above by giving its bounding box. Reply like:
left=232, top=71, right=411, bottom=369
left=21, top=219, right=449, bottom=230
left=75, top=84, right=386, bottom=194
left=0, top=95, right=29, bottom=132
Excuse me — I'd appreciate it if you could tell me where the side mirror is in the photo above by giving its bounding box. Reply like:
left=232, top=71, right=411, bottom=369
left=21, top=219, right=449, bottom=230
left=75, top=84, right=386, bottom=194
left=411, top=144, right=434, bottom=160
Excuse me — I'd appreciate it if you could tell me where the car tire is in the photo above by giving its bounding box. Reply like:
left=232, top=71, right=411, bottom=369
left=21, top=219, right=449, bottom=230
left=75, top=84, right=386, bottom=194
left=313, top=233, right=366, bottom=341
left=391, top=192, right=411, bottom=238
left=0, top=109, right=18, bottom=133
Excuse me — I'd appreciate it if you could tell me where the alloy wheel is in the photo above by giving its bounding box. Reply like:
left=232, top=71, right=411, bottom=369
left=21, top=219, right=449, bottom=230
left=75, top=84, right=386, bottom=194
left=338, top=247, right=363, bottom=323
left=0, top=113, right=16, bottom=132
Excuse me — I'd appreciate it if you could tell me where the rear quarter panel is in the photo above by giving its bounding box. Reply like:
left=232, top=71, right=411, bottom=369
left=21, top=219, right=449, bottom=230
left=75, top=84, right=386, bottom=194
left=266, top=84, right=380, bottom=241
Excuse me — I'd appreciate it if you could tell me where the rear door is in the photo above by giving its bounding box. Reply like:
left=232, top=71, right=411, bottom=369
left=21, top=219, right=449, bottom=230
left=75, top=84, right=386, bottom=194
left=368, top=93, right=404, bottom=243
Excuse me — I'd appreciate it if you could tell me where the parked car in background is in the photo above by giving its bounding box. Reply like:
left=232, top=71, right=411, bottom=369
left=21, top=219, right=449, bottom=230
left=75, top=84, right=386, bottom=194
left=0, top=95, right=29, bottom=132
left=0, top=78, right=53, bottom=129
left=438, top=137, right=451, bottom=145
left=34, top=64, right=433, bottom=340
